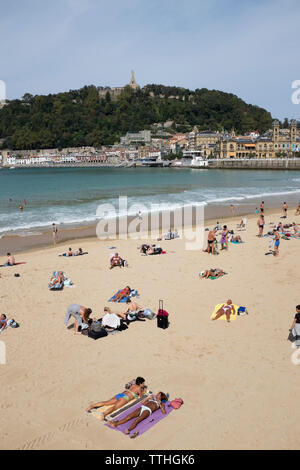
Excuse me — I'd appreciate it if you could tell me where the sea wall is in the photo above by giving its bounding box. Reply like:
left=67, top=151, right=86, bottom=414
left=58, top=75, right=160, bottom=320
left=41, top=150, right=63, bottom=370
left=207, top=158, right=300, bottom=170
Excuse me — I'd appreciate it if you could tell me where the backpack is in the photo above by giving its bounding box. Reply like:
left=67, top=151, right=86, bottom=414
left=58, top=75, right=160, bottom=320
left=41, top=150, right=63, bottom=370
left=7, top=319, right=19, bottom=328
left=170, top=398, right=184, bottom=409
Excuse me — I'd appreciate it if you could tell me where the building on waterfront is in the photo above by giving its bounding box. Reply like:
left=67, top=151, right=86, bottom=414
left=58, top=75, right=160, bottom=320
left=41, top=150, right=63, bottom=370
left=98, top=70, right=140, bottom=100
left=120, top=130, right=151, bottom=146
left=215, top=120, right=300, bottom=159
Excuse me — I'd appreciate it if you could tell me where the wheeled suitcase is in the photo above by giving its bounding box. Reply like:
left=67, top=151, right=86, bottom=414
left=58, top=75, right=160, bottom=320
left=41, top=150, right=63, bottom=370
left=157, top=299, right=169, bottom=329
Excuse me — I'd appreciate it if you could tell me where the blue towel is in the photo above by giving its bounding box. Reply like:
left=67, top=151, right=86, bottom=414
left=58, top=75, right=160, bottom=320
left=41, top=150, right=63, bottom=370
left=108, top=289, right=138, bottom=303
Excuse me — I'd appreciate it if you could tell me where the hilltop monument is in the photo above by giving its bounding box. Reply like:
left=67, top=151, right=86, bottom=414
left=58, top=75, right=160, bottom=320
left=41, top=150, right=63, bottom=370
left=98, top=70, right=140, bottom=99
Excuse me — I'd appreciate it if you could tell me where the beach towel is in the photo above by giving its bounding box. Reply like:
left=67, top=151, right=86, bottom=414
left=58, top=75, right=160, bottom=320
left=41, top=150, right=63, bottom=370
left=105, top=400, right=174, bottom=436
left=211, top=303, right=239, bottom=321
left=108, top=289, right=139, bottom=303
left=230, top=240, right=244, bottom=244
left=0, top=262, right=26, bottom=267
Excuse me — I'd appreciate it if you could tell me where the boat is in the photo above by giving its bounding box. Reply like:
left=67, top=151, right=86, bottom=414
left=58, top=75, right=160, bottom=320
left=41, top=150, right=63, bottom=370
left=182, top=150, right=209, bottom=168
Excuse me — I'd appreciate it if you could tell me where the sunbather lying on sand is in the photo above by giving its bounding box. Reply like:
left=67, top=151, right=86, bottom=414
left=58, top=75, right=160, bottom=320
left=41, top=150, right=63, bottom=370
left=138, top=244, right=150, bottom=254
left=213, top=299, right=236, bottom=323
left=85, top=377, right=147, bottom=419
left=107, top=392, right=168, bottom=438
left=49, top=271, right=65, bottom=288
left=146, top=245, right=162, bottom=255
left=113, top=286, right=131, bottom=302
left=0, top=314, right=8, bottom=332
left=200, top=268, right=225, bottom=279
left=230, top=235, right=243, bottom=243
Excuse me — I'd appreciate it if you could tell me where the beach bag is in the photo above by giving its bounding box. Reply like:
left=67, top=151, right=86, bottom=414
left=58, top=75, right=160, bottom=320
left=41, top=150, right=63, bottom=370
left=170, top=398, right=184, bottom=409
left=237, top=306, right=248, bottom=316
left=143, top=308, right=156, bottom=320
left=157, top=300, right=169, bottom=329
left=89, top=321, right=103, bottom=332
left=7, top=319, right=19, bottom=328
left=87, top=321, right=107, bottom=339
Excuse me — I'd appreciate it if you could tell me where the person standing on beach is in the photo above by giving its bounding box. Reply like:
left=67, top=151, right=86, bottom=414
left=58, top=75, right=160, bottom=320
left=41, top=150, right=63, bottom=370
left=282, top=202, right=288, bottom=218
left=257, top=214, right=265, bottom=237
left=260, top=201, right=264, bottom=214
left=273, top=228, right=280, bottom=256
left=207, top=228, right=217, bottom=254
left=52, top=223, right=58, bottom=245
left=295, top=203, right=300, bottom=216
left=220, top=225, right=229, bottom=250
left=229, top=204, right=235, bottom=216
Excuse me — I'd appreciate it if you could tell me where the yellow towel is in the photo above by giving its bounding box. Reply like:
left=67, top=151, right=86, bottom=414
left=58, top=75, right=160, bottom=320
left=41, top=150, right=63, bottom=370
left=211, top=303, right=239, bottom=321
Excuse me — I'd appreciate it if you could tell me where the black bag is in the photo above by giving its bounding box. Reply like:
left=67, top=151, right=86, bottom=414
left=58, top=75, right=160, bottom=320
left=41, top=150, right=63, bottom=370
left=88, top=328, right=108, bottom=340
left=157, top=300, right=169, bottom=329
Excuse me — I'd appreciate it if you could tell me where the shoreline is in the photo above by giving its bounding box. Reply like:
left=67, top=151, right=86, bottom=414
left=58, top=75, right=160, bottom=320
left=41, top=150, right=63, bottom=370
left=1, top=202, right=298, bottom=256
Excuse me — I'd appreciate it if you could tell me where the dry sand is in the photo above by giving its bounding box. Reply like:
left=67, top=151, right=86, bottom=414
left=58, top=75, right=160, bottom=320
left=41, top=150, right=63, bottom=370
left=0, top=209, right=300, bottom=450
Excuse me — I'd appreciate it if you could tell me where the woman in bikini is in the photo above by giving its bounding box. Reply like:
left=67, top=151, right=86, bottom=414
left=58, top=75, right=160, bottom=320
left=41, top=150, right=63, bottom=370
left=108, top=392, right=168, bottom=438
left=213, top=299, right=236, bottom=323
left=85, top=377, right=146, bottom=420
left=113, top=286, right=131, bottom=302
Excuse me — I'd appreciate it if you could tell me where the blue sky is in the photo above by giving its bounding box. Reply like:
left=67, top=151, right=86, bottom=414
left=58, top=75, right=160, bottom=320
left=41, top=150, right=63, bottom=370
left=1, top=0, right=300, bottom=119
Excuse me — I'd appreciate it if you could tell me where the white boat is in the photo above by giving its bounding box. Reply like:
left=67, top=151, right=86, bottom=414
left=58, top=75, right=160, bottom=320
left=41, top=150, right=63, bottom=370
left=9, top=166, right=16, bottom=169
left=182, top=150, right=208, bottom=167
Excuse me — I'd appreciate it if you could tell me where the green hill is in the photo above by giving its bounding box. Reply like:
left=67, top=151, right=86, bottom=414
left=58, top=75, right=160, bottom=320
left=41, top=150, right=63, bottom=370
left=0, top=84, right=273, bottom=150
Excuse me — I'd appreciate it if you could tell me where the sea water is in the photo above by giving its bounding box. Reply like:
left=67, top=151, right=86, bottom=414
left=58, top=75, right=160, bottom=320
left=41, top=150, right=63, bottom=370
left=0, top=166, right=300, bottom=236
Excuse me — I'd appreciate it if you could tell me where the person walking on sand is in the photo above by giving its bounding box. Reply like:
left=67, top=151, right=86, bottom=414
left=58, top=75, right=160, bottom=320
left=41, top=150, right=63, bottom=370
left=213, top=299, right=236, bottom=323
left=229, top=204, right=235, bottom=216
left=282, top=202, right=288, bottom=218
left=295, top=203, right=300, bottom=216
left=273, top=228, right=280, bottom=257
left=257, top=214, right=265, bottom=237
left=52, top=223, right=58, bottom=245
left=260, top=201, right=264, bottom=214
left=107, top=392, right=168, bottom=438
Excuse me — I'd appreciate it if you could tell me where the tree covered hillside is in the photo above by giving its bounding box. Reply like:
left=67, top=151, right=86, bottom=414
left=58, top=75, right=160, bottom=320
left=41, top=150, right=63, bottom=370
left=0, top=84, right=273, bottom=150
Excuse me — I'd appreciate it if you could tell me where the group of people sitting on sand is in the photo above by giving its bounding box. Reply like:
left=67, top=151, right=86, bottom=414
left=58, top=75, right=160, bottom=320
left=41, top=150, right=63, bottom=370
left=64, top=297, right=151, bottom=335
left=164, top=229, right=179, bottom=240
left=138, top=244, right=163, bottom=255
left=85, top=376, right=168, bottom=438
left=60, top=247, right=84, bottom=257
left=109, top=252, right=128, bottom=269
left=200, top=268, right=225, bottom=279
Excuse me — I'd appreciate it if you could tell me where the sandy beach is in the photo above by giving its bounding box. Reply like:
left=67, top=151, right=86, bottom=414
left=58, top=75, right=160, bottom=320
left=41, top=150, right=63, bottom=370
left=1, top=206, right=300, bottom=450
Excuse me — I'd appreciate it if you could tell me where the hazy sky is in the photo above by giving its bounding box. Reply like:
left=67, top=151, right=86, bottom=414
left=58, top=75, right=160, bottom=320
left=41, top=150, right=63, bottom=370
left=1, top=0, right=300, bottom=119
